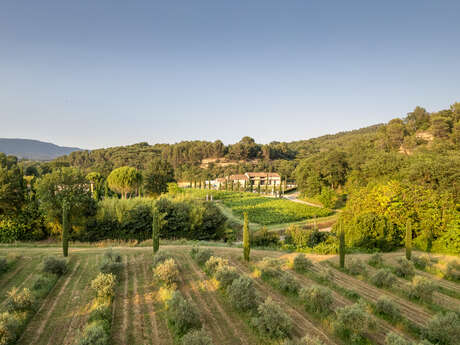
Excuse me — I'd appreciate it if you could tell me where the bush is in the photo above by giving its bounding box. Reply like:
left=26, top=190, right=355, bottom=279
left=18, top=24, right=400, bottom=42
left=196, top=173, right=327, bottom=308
left=424, top=312, right=459, bottom=345
left=78, top=321, right=109, bottom=345
left=0, top=258, right=8, bottom=274
left=99, top=249, right=123, bottom=277
left=193, top=248, right=213, bottom=266
left=91, top=273, right=116, bottom=298
left=152, top=250, right=173, bottom=268
left=370, top=269, right=396, bottom=288
left=227, top=276, right=258, bottom=312
left=167, top=291, right=201, bottom=336
left=385, top=332, right=412, bottom=345
left=368, top=253, right=384, bottom=267
left=181, top=329, right=214, bottom=345
left=334, top=302, right=374, bottom=341
left=88, top=303, right=112, bottom=326
left=43, top=256, right=67, bottom=276
left=154, top=258, right=179, bottom=288
left=375, top=296, right=401, bottom=321
left=0, top=311, right=23, bottom=345
left=318, top=267, right=334, bottom=282
left=409, top=276, right=436, bottom=302
left=299, top=285, right=333, bottom=314
left=252, top=227, right=279, bottom=247
left=32, top=275, right=54, bottom=292
left=394, top=258, right=415, bottom=278
left=5, top=288, right=34, bottom=312
left=204, top=256, right=229, bottom=276
left=278, top=273, right=300, bottom=294
left=293, top=254, right=312, bottom=272
left=259, top=258, right=282, bottom=280
left=214, top=265, right=240, bottom=289
left=444, top=261, right=460, bottom=281
left=347, top=258, right=367, bottom=276
left=412, top=256, right=431, bottom=270
left=252, top=297, right=292, bottom=338
left=103, top=248, right=122, bottom=263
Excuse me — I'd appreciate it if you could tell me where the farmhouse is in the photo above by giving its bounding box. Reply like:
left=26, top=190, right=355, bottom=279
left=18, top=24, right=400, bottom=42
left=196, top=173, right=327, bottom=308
left=212, top=172, right=281, bottom=188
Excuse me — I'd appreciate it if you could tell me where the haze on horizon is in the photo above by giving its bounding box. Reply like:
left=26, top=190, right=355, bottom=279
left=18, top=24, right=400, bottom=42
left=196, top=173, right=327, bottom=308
left=1, top=0, right=460, bottom=150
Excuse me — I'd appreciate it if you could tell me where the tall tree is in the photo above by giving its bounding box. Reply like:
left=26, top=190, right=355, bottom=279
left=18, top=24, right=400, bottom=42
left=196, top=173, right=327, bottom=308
left=143, top=158, right=175, bottom=196
left=0, top=153, right=26, bottom=215
left=62, top=200, right=70, bottom=257
left=152, top=207, right=167, bottom=254
left=107, top=166, right=141, bottom=198
left=339, top=222, right=345, bottom=268
left=405, top=220, right=412, bottom=260
left=243, top=212, right=250, bottom=261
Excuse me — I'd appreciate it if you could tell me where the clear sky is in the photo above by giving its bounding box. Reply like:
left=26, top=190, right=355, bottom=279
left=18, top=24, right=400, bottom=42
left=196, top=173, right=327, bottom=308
left=1, top=0, right=460, bottom=149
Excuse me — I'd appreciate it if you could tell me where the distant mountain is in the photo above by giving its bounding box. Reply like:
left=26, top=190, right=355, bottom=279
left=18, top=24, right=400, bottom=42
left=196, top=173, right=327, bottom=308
left=0, top=138, right=83, bottom=161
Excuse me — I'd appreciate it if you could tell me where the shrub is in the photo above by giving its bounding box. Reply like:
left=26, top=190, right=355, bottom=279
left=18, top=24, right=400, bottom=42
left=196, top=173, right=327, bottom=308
left=299, top=285, right=333, bottom=314
left=394, top=258, right=415, bottom=278
left=153, top=250, right=173, bottom=268
left=0, top=312, right=23, bottom=345
left=32, top=275, right=54, bottom=291
left=412, top=255, right=431, bottom=270
left=227, top=276, right=258, bottom=312
left=88, top=304, right=112, bottom=326
left=214, top=265, right=240, bottom=289
left=91, top=273, right=116, bottom=298
left=204, top=256, right=229, bottom=276
left=375, top=296, right=401, bottom=321
left=278, top=273, right=300, bottom=294
left=167, top=291, right=201, bottom=336
left=408, top=276, right=436, bottom=302
left=334, top=302, right=374, bottom=341
left=154, top=258, right=179, bottom=287
left=0, top=258, right=8, bottom=274
left=259, top=258, right=282, bottom=280
left=424, top=312, right=459, bottom=345
left=444, top=261, right=460, bottom=281
left=99, top=259, right=123, bottom=277
left=43, top=256, right=67, bottom=276
left=5, top=288, right=34, bottom=312
left=318, top=267, right=334, bottom=282
left=293, top=254, right=312, bottom=272
left=252, top=297, right=292, bottom=338
left=368, top=253, right=384, bottom=267
left=103, top=248, right=122, bottom=263
left=385, top=332, right=412, bottom=345
left=181, top=329, right=214, bottom=345
left=370, top=269, right=396, bottom=288
left=78, top=321, right=109, bottom=345
left=347, top=258, right=367, bottom=276
left=193, top=248, right=214, bottom=266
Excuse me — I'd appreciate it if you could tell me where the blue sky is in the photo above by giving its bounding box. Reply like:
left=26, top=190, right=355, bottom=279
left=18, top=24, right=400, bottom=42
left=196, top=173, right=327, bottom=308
left=1, top=0, right=459, bottom=149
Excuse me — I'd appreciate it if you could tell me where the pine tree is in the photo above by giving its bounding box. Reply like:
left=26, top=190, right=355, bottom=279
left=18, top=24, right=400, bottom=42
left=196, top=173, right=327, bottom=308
left=62, top=200, right=70, bottom=257
left=243, top=212, right=250, bottom=261
left=405, top=220, right=412, bottom=260
left=339, top=222, right=345, bottom=269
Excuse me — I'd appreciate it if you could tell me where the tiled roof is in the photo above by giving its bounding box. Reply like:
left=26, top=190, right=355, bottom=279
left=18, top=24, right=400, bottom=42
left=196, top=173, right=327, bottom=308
left=245, top=172, right=280, bottom=178
left=228, top=174, right=249, bottom=181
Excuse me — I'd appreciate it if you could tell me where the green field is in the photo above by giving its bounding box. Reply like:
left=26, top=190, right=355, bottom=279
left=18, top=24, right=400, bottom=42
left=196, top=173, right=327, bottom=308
left=182, top=189, right=333, bottom=225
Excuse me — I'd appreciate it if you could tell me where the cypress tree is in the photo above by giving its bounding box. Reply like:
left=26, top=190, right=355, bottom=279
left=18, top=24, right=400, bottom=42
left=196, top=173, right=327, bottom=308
left=339, top=222, right=345, bottom=269
left=152, top=207, right=166, bottom=254
left=243, top=212, right=250, bottom=261
left=62, top=200, right=70, bottom=257
left=257, top=183, right=261, bottom=194
left=405, top=220, right=412, bottom=260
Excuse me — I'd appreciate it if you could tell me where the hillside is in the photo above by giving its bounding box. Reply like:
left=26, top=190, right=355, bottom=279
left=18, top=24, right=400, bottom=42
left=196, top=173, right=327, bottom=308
left=0, top=138, right=82, bottom=161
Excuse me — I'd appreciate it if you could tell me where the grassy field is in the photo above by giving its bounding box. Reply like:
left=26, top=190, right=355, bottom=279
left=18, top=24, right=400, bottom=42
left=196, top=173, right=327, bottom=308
left=0, top=247, right=458, bottom=345
left=182, top=189, right=333, bottom=225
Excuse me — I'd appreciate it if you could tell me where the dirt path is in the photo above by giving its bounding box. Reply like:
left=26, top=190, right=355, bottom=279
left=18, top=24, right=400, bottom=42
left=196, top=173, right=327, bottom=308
left=129, top=254, right=147, bottom=345
left=183, top=254, right=255, bottom=345
left=18, top=259, right=81, bottom=345
left=0, top=259, right=30, bottom=301
left=112, top=254, right=130, bottom=345
left=230, top=259, right=340, bottom=345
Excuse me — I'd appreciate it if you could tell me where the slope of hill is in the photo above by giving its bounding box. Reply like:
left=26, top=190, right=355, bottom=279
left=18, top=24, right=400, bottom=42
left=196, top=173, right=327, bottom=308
left=0, top=138, right=82, bottom=161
